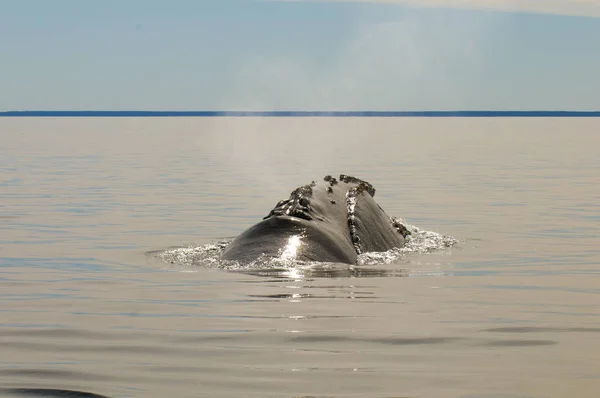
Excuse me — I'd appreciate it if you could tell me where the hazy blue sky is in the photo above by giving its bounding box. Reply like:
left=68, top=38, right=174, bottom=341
left=1, top=0, right=599, bottom=110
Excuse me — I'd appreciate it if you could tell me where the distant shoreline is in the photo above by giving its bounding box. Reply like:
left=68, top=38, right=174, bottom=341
left=1, top=111, right=600, bottom=117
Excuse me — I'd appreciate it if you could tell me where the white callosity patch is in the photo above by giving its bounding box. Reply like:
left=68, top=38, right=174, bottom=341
left=345, top=187, right=362, bottom=254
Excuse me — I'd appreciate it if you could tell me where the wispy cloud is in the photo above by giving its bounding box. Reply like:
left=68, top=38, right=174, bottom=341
left=221, top=1, right=600, bottom=111
left=303, top=0, right=600, bottom=17
left=219, top=10, right=502, bottom=111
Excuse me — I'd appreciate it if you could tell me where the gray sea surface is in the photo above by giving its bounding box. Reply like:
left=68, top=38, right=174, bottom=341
left=1, top=117, right=599, bottom=398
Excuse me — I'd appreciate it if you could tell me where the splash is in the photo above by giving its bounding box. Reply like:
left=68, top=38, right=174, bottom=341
left=357, top=219, right=457, bottom=266
left=152, top=220, right=457, bottom=277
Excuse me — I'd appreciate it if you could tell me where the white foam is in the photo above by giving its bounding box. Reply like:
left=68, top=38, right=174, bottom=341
left=358, top=219, right=457, bottom=265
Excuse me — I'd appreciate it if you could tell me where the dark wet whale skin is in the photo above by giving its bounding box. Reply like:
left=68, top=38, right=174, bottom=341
left=221, top=175, right=410, bottom=265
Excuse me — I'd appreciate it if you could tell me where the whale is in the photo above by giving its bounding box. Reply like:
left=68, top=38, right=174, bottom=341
left=221, top=175, right=411, bottom=265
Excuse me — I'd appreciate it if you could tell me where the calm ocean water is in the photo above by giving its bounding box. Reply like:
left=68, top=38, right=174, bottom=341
left=1, top=117, right=599, bottom=398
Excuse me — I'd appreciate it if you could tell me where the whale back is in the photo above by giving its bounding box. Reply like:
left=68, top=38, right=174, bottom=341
left=221, top=175, right=408, bottom=265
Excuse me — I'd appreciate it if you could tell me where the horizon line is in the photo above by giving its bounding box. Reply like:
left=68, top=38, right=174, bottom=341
left=1, top=110, right=600, bottom=117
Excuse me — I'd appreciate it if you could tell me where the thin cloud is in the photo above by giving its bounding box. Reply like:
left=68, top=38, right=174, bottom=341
left=305, top=0, right=600, bottom=17
left=219, top=11, right=498, bottom=111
